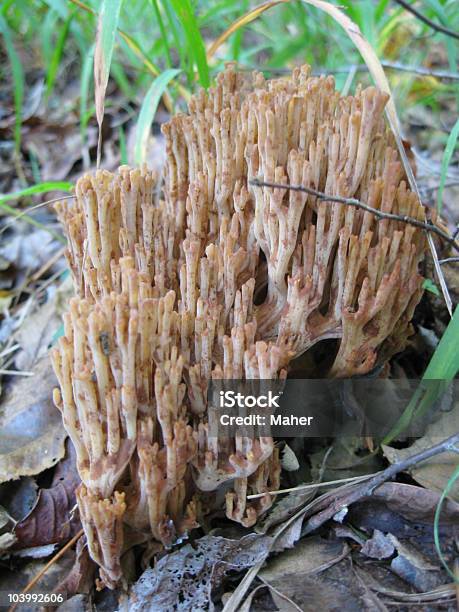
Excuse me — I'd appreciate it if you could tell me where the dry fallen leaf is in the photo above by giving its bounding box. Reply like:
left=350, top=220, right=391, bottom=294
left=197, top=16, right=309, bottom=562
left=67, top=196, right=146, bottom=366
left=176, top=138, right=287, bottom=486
left=360, top=529, right=395, bottom=560
left=0, top=532, right=16, bottom=552
left=260, top=536, right=349, bottom=582
left=1, top=476, right=38, bottom=522
left=271, top=513, right=304, bottom=552
left=255, top=486, right=316, bottom=534
left=363, top=482, right=459, bottom=524
left=0, top=357, right=66, bottom=483
left=15, top=275, right=73, bottom=371
left=124, top=534, right=272, bottom=612
left=382, top=406, right=459, bottom=501
left=13, top=441, right=81, bottom=549
left=280, top=444, right=300, bottom=472
left=249, top=540, right=368, bottom=612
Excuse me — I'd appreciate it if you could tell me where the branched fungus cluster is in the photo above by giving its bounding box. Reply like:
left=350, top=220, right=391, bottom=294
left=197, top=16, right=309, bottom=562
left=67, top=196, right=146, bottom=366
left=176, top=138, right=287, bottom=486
left=51, top=64, right=426, bottom=587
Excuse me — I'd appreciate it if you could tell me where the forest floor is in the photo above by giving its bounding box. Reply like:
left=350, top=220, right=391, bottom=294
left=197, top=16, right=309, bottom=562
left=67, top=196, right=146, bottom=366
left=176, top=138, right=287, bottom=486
left=1, top=1, right=459, bottom=610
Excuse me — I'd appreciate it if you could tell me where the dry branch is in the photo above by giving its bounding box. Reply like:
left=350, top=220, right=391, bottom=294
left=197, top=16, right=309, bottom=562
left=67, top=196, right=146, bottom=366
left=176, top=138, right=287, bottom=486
left=222, top=432, right=459, bottom=612
left=393, top=0, right=459, bottom=41
left=250, top=177, right=459, bottom=253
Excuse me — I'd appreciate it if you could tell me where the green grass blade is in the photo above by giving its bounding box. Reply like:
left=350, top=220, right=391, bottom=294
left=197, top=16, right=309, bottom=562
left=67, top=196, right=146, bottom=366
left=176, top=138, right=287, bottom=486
left=0, top=201, right=65, bottom=243
left=437, top=118, right=459, bottom=213
left=382, top=305, right=459, bottom=444
left=80, top=43, right=95, bottom=142
left=45, top=12, right=74, bottom=99
left=375, top=0, right=390, bottom=22
left=0, top=181, right=73, bottom=205
left=41, top=9, right=58, bottom=68
left=135, top=68, right=181, bottom=165
left=434, top=464, right=459, bottom=582
left=168, top=0, right=209, bottom=87
left=422, top=312, right=459, bottom=382
left=94, top=0, right=123, bottom=165
left=0, top=0, right=15, bottom=16
left=163, top=0, right=186, bottom=71
left=420, top=0, right=458, bottom=108
left=111, top=61, right=135, bottom=99
left=0, top=14, right=25, bottom=155
left=41, top=0, right=68, bottom=20
left=151, top=0, right=172, bottom=68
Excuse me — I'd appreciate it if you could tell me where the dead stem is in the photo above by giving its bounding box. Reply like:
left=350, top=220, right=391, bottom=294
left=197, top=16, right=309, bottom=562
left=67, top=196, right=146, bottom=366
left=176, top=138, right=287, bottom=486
left=250, top=177, right=459, bottom=253
left=393, top=0, right=459, bottom=41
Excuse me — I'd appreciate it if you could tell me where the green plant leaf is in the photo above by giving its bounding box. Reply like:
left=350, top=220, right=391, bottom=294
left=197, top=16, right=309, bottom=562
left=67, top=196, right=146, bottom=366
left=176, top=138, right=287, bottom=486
left=382, top=305, right=459, bottom=444
left=422, top=278, right=440, bottom=296
left=94, top=0, right=123, bottom=164
left=80, top=43, right=95, bottom=142
left=168, top=0, right=209, bottom=87
left=423, top=305, right=459, bottom=382
left=0, top=182, right=73, bottom=205
left=0, top=14, right=25, bottom=155
left=151, top=0, right=172, bottom=68
left=437, top=118, right=459, bottom=213
left=0, top=0, right=15, bottom=16
left=434, top=464, right=459, bottom=582
left=163, top=0, right=187, bottom=73
left=45, top=12, right=74, bottom=98
left=135, top=68, right=181, bottom=165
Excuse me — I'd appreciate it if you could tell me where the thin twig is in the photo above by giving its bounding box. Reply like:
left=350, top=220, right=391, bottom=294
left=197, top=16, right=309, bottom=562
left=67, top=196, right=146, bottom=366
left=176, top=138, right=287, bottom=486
left=420, top=181, right=459, bottom=195
left=8, top=529, right=84, bottom=612
left=304, top=432, right=459, bottom=537
left=223, top=432, right=459, bottom=612
left=247, top=472, right=377, bottom=500
left=0, top=369, right=34, bottom=377
left=341, top=64, right=357, bottom=96
left=354, top=567, right=456, bottom=602
left=249, top=177, right=459, bottom=253
left=439, top=257, right=459, bottom=265
left=379, top=60, right=459, bottom=81
left=259, top=577, right=304, bottom=612
left=29, top=246, right=66, bottom=283
left=376, top=432, right=459, bottom=483
left=0, top=344, right=20, bottom=360
left=0, top=196, right=75, bottom=237
left=34, top=267, right=68, bottom=299
left=243, top=62, right=459, bottom=81
left=393, top=0, right=459, bottom=41
left=0, top=200, right=65, bottom=244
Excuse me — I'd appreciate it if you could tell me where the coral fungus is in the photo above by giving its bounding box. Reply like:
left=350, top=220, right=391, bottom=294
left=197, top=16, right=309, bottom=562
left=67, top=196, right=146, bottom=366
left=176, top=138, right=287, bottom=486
left=52, top=64, right=426, bottom=586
